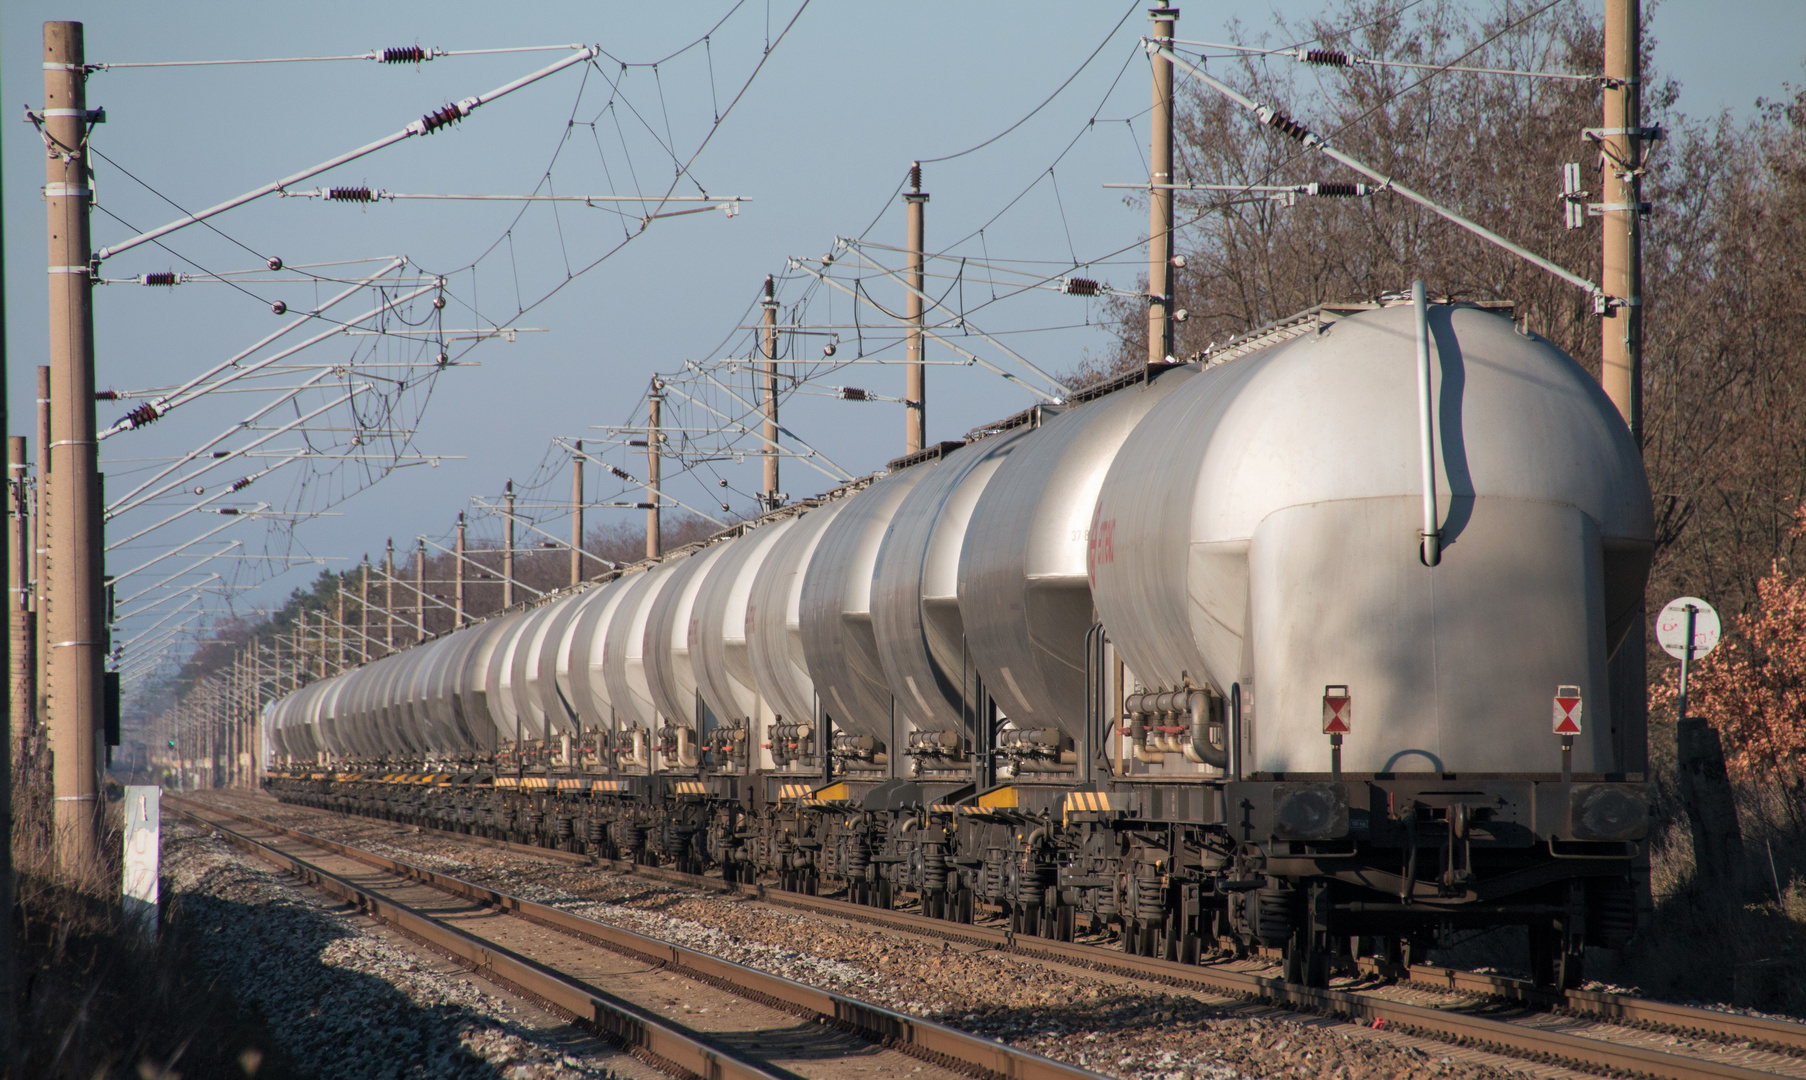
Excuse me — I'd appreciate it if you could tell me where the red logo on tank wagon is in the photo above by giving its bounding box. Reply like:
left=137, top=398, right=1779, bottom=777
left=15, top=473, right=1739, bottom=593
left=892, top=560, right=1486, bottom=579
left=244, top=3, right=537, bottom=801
left=1087, top=515, right=1115, bottom=586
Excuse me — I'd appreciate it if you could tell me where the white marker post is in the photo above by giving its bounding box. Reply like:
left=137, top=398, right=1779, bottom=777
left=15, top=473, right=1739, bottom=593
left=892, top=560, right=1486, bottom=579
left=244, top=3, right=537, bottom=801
left=123, top=786, right=161, bottom=941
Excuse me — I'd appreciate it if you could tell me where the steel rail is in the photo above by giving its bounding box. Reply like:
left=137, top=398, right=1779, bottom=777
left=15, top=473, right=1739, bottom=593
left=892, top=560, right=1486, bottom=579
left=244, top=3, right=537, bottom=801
left=165, top=802, right=785, bottom=1080
left=247, top=791, right=1806, bottom=1080
left=168, top=796, right=1111, bottom=1080
left=233, top=788, right=1806, bottom=1065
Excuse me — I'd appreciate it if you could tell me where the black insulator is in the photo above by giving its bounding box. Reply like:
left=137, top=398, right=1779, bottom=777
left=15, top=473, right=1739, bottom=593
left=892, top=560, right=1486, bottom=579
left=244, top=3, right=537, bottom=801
left=908, top=162, right=923, bottom=191
left=1264, top=109, right=1314, bottom=144
left=1312, top=182, right=1362, bottom=197
left=231, top=477, right=253, bottom=492
left=328, top=186, right=374, bottom=202
left=267, top=256, right=284, bottom=271
left=124, top=402, right=161, bottom=429
left=94, top=390, right=118, bottom=401
left=841, top=387, right=869, bottom=401
left=1304, top=49, right=1350, bottom=66
left=143, top=271, right=178, bottom=286
left=420, top=103, right=463, bottom=134
left=271, top=300, right=288, bottom=315
left=1064, top=277, right=1100, bottom=297
left=381, top=46, right=429, bottom=65
left=217, top=508, right=241, bottom=516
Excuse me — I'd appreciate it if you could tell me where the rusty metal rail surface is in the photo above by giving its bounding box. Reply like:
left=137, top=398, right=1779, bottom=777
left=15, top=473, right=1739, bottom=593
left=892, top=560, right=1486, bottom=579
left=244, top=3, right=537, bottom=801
left=166, top=800, right=783, bottom=1080
left=1375, top=962, right=1806, bottom=1059
left=206, top=793, right=1806, bottom=1080
left=167, top=796, right=1108, bottom=1080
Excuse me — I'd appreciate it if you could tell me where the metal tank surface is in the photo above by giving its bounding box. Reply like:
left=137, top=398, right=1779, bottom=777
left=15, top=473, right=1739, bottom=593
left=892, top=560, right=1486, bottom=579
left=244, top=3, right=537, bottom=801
left=645, top=543, right=731, bottom=735
left=1088, top=302, right=1654, bottom=776
left=530, top=592, right=587, bottom=737
left=416, top=637, right=459, bottom=753
left=960, top=368, right=1197, bottom=745
left=428, top=626, right=491, bottom=753
left=509, top=604, right=561, bottom=742
left=695, top=518, right=795, bottom=724
left=747, top=502, right=843, bottom=727
left=801, top=469, right=931, bottom=744
left=545, top=588, right=598, bottom=733
left=871, top=432, right=1030, bottom=754
left=479, top=612, right=531, bottom=748
left=567, top=576, right=633, bottom=731
left=604, top=561, right=684, bottom=740
left=458, top=613, right=521, bottom=752
left=493, top=606, right=546, bottom=743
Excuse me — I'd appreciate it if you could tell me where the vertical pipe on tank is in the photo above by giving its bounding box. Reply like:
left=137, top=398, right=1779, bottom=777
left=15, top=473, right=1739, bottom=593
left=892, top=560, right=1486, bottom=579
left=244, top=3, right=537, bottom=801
left=1413, top=281, right=1440, bottom=567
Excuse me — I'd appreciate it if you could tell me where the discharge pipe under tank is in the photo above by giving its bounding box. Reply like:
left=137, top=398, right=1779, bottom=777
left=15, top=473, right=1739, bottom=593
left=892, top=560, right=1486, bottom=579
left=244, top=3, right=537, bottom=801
left=1414, top=280, right=1441, bottom=567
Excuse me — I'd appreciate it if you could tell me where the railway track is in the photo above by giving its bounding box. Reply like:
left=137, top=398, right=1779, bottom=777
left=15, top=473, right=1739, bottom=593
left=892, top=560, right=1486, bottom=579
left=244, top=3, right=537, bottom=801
left=165, top=794, right=1108, bottom=1080
left=186, top=792, right=1806, bottom=1080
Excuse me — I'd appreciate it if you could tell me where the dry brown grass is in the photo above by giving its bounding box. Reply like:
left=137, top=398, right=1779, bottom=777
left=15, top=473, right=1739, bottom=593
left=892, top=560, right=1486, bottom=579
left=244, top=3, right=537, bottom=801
left=9, top=761, right=305, bottom=1080
left=1586, top=760, right=1806, bottom=1012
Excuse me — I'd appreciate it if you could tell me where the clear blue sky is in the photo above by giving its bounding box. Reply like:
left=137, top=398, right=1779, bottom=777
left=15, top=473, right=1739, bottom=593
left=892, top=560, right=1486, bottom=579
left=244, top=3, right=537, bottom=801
left=4, top=0, right=1801, bottom=685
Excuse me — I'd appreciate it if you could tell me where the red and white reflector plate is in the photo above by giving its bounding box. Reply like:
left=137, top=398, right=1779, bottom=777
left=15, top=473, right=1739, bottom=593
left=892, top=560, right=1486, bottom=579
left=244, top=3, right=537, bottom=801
left=1322, top=687, right=1351, bottom=735
left=1552, top=685, right=1583, bottom=735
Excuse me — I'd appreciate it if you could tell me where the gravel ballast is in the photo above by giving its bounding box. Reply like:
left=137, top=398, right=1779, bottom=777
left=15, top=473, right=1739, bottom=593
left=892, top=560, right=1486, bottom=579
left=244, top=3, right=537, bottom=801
left=164, top=818, right=655, bottom=1080
left=191, top=794, right=1564, bottom=1080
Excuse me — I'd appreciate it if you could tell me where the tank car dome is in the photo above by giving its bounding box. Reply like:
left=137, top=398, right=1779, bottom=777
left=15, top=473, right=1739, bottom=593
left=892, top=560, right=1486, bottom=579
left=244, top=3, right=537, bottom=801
left=1089, top=302, right=1653, bottom=776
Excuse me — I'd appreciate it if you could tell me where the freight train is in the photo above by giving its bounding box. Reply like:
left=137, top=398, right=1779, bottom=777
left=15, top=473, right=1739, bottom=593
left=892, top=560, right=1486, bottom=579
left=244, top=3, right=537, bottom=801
left=263, top=294, right=1655, bottom=988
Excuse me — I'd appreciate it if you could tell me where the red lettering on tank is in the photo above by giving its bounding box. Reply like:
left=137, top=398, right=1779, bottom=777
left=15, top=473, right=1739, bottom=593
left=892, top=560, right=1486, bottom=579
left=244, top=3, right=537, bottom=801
left=1087, top=515, right=1115, bottom=586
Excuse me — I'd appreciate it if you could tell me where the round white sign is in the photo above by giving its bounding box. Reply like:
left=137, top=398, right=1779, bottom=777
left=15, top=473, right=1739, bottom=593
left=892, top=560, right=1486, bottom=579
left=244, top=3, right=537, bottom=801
left=1656, top=596, right=1721, bottom=661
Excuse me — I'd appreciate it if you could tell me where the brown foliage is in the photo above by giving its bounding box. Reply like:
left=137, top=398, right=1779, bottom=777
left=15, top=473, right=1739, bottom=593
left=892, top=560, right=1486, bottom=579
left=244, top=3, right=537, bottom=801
left=1091, top=0, right=1806, bottom=633
left=1087, top=0, right=1608, bottom=381
left=1655, top=507, right=1806, bottom=791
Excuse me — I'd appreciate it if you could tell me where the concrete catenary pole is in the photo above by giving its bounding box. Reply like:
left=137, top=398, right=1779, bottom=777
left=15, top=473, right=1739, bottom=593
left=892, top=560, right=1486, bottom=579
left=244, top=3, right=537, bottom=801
left=9, top=439, right=33, bottom=750
left=33, top=367, right=49, bottom=740
left=43, top=21, right=104, bottom=871
left=358, top=555, right=370, bottom=662
left=904, top=165, right=928, bottom=455
left=502, top=480, right=516, bottom=609
left=646, top=387, right=662, bottom=560
left=1602, top=0, right=1650, bottom=780
left=570, top=442, right=584, bottom=586
left=1600, top=0, right=1642, bottom=443
left=414, top=538, right=426, bottom=643
left=1147, top=7, right=1178, bottom=368
left=761, top=278, right=780, bottom=508
left=454, top=514, right=467, bottom=627
left=0, top=118, right=11, bottom=1062
left=383, top=538, right=395, bottom=653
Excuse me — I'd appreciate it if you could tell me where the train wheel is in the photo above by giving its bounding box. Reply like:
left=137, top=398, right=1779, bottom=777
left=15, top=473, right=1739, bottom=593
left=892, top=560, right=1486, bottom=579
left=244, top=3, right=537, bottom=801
left=1529, top=922, right=1585, bottom=988
left=1283, top=933, right=1306, bottom=984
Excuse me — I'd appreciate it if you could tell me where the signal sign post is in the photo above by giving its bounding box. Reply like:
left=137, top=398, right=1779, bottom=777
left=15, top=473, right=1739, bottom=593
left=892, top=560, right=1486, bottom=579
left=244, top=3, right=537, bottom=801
left=1656, top=596, right=1742, bottom=886
left=1322, top=686, right=1350, bottom=780
left=1553, top=685, right=1583, bottom=781
left=1657, top=596, right=1720, bottom=719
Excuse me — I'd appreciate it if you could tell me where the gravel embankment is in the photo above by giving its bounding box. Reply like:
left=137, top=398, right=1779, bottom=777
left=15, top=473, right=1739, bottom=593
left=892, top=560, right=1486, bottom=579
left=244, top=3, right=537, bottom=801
left=165, top=818, right=644, bottom=1080
left=209, top=796, right=1541, bottom=1080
